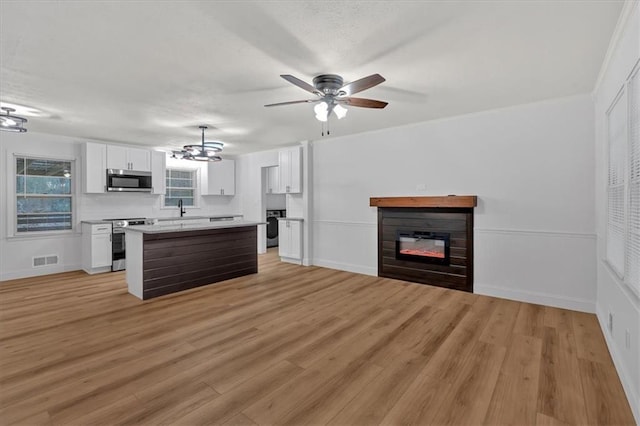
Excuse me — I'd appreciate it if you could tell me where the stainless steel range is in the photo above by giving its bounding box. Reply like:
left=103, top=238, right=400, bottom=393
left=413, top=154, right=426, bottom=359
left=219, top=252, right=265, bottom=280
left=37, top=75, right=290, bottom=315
left=104, top=218, right=147, bottom=271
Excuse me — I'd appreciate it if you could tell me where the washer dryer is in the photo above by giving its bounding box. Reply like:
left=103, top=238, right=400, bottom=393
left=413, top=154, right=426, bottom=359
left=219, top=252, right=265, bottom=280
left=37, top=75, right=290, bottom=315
left=266, top=210, right=286, bottom=247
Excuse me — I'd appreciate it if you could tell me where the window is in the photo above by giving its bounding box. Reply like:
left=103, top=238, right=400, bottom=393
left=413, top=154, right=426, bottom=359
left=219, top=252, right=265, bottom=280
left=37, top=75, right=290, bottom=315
left=15, top=156, right=73, bottom=233
left=626, top=66, right=640, bottom=294
left=164, top=168, right=197, bottom=207
left=606, top=62, right=640, bottom=296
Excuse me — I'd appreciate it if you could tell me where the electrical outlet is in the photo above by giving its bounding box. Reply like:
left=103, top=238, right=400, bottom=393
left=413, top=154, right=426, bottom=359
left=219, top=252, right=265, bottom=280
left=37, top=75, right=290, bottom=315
left=416, top=183, right=427, bottom=191
left=626, top=329, right=631, bottom=349
left=608, top=312, right=614, bottom=334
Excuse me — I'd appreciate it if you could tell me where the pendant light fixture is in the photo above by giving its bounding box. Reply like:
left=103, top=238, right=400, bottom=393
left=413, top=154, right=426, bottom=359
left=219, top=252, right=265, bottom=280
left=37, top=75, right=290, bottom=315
left=0, top=107, right=28, bottom=133
left=181, top=125, right=223, bottom=162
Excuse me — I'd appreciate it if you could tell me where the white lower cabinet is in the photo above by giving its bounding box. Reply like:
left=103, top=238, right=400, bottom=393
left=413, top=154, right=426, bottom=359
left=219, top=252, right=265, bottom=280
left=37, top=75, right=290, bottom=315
left=81, top=223, right=113, bottom=274
left=278, top=219, right=302, bottom=262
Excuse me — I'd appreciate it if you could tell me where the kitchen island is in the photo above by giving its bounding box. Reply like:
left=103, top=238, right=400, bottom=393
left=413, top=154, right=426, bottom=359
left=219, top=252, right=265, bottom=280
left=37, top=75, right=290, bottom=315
left=124, top=221, right=263, bottom=300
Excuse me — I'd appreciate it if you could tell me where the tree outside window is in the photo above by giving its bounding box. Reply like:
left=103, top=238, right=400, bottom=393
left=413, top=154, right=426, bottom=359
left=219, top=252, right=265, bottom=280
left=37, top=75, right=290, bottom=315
left=164, top=169, right=196, bottom=207
left=16, top=157, right=73, bottom=233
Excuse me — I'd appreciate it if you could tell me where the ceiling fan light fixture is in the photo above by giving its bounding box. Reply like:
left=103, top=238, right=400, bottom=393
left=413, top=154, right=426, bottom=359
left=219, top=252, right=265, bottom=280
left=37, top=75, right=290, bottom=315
left=181, top=126, right=224, bottom=162
left=333, top=104, right=348, bottom=119
left=314, top=102, right=328, bottom=122
left=0, top=107, right=28, bottom=133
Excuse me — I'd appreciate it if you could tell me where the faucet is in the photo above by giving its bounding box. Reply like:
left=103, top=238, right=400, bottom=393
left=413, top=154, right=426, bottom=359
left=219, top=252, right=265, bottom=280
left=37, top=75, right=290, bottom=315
left=177, top=199, right=186, bottom=217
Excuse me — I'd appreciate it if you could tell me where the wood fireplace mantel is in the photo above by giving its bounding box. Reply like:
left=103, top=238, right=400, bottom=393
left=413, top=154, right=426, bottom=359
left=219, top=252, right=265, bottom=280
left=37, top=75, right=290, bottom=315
left=369, top=195, right=477, bottom=208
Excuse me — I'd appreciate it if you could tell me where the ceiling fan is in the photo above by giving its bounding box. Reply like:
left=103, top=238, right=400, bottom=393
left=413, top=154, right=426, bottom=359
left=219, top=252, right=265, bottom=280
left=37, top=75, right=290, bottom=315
left=265, top=74, right=388, bottom=122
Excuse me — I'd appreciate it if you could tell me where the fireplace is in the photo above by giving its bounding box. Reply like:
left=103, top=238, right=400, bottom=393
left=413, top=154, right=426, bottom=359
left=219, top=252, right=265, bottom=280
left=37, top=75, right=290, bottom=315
left=370, top=196, right=477, bottom=293
left=396, top=231, right=450, bottom=265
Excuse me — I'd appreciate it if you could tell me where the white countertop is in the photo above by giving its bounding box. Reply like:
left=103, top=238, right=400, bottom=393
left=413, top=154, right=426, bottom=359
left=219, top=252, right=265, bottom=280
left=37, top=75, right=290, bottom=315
left=153, top=215, right=242, bottom=222
left=124, top=220, right=265, bottom=234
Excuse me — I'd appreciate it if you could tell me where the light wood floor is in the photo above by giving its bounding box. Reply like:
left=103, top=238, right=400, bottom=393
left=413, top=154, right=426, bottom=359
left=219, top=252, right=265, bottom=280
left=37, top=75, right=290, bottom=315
left=0, top=249, right=634, bottom=425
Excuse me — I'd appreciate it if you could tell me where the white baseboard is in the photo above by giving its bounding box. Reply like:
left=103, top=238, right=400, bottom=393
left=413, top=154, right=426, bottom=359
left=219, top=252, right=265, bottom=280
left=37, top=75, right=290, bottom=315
left=0, top=263, right=82, bottom=282
left=312, top=258, right=377, bottom=276
left=474, top=283, right=596, bottom=313
left=596, top=304, right=640, bottom=424
left=280, top=256, right=302, bottom=265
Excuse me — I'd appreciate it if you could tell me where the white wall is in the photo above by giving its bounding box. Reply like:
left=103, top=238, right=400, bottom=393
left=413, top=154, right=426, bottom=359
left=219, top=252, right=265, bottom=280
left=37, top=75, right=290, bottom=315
left=312, top=94, right=596, bottom=312
left=0, top=131, right=241, bottom=281
left=236, top=148, right=280, bottom=253
left=265, top=193, right=286, bottom=210
left=593, top=2, right=640, bottom=422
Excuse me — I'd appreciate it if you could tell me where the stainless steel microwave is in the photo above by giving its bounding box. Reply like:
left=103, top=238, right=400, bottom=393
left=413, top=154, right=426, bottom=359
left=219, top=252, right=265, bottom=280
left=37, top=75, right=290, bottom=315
left=106, top=169, right=152, bottom=192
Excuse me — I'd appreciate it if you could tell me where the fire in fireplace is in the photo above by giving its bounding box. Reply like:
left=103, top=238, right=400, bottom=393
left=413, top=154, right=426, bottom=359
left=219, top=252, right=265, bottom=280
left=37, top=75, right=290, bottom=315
left=396, top=231, right=450, bottom=265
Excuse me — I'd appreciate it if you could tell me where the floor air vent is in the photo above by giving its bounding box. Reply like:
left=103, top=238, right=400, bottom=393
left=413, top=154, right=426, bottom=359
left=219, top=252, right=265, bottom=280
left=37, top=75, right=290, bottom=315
left=33, top=255, right=59, bottom=268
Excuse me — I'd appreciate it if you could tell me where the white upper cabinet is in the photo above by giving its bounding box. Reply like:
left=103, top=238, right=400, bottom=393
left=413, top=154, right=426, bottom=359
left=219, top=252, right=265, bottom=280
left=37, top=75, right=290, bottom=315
left=278, top=146, right=302, bottom=194
left=82, top=142, right=107, bottom=193
left=106, top=145, right=128, bottom=170
left=106, top=145, right=150, bottom=171
left=266, top=166, right=279, bottom=194
left=127, top=147, right=151, bottom=171
left=151, top=151, right=166, bottom=195
left=205, top=159, right=235, bottom=196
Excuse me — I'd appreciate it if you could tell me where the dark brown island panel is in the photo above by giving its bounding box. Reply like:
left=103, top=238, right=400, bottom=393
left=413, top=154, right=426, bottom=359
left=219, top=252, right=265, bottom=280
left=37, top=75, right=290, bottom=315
left=125, top=222, right=260, bottom=300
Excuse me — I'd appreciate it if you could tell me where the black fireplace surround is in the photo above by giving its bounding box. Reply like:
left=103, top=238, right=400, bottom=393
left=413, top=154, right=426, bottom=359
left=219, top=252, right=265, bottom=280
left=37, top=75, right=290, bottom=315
left=396, top=230, right=450, bottom=265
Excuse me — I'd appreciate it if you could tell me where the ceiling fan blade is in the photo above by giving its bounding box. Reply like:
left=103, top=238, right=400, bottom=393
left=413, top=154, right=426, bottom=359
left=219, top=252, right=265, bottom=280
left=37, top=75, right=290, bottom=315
left=264, top=99, right=318, bottom=107
left=280, top=75, right=320, bottom=95
left=340, top=74, right=386, bottom=96
left=340, top=97, right=388, bottom=109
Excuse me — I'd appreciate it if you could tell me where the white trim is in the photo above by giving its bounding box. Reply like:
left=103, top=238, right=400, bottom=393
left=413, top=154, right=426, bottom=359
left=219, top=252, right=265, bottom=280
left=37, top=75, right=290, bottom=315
left=602, top=256, right=640, bottom=303
left=161, top=167, right=200, bottom=209
left=474, top=283, right=596, bottom=313
left=0, top=263, right=82, bottom=282
left=8, top=153, right=78, bottom=238
left=314, top=221, right=597, bottom=239
left=312, top=258, right=377, bottom=276
left=593, top=0, right=639, bottom=94
left=596, top=303, right=640, bottom=425
left=474, top=228, right=596, bottom=239
left=313, top=219, right=376, bottom=227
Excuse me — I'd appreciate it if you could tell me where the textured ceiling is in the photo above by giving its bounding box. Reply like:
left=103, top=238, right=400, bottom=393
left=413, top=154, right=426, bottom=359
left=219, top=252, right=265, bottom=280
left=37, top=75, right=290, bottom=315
left=0, top=1, right=623, bottom=155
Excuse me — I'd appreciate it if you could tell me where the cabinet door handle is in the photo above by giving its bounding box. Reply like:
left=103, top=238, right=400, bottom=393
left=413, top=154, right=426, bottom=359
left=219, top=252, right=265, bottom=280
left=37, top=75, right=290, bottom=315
left=109, top=234, right=112, bottom=242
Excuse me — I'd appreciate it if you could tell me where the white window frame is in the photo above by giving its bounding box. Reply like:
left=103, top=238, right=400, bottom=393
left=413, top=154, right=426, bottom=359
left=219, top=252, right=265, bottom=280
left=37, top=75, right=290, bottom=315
left=8, top=153, right=77, bottom=238
left=161, top=167, right=200, bottom=210
left=605, top=59, right=640, bottom=297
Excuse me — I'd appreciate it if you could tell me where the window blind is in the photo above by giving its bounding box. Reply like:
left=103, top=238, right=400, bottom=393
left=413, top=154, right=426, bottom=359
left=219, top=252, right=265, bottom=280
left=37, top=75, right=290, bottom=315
left=626, top=67, right=640, bottom=294
left=607, top=90, right=627, bottom=276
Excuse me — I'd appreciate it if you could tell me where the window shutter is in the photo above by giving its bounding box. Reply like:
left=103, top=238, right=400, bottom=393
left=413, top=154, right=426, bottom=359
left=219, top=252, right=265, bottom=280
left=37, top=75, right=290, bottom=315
left=626, top=68, right=640, bottom=294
